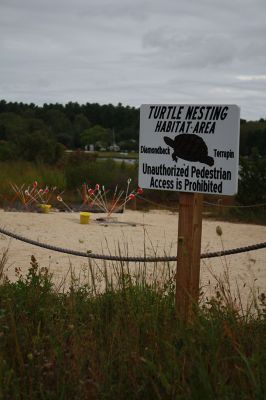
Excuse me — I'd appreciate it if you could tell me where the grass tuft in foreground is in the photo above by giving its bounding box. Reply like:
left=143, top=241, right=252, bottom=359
left=0, top=255, right=265, bottom=399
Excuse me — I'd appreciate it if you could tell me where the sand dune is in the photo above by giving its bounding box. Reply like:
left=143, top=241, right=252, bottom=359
left=0, top=209, right=265, bottom=302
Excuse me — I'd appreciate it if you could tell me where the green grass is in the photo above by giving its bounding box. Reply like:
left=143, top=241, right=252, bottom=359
left=0, top=161, right=66, bottom=194
left=0, top=159, right=138, bottom=207
left=65, top=157, right=138, bottom=190
left=0, top=160, right=265, bottom=226
left=0, top=253, right=265, bottom=400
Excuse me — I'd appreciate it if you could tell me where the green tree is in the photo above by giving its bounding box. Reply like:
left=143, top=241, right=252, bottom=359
left=43, top=109, right=72, bottom=136
left=73, top=113, right=91, bottom=148
left=80, top=125, right=110, bottom=149
left=16, top=130, right=60, bottom=164
left=0, top=140, right=14, bottom=160
left=237, top=148, right=266, bottom=205
left=240, top=120, right=266, bottom=156
left=73, top=113, right=91, bottom=133
left=0, top=112, right=28, bottom=140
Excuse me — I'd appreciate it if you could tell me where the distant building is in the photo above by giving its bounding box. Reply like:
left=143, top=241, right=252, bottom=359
left=109, top=143, right=120, bottom=152
left=84, top=144, right=95, bottom=152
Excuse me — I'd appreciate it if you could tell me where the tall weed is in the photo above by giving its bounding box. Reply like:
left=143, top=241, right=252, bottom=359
left=0, top=161, right=66, bottom=196
left=0, top=253, right=264, bottom=399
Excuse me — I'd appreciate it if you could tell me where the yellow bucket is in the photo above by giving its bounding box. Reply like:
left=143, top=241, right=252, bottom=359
left=39, top=204, right=52, bottom=214
left=80, top=212, right=91, bottom=224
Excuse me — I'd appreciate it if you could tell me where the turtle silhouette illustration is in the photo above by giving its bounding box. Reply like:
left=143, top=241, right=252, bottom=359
left=163, top=133, right=214, bottom=166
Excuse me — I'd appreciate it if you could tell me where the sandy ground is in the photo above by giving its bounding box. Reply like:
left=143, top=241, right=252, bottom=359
left=0, top=209, right=265, bottom=303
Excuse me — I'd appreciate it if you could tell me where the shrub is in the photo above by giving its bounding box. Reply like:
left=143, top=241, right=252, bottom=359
left=0, top=258, right=265, bottom=399
left=0, top=140, right=14, bottom=161
left=237, top=149, right=266, bottom=205
left=65, top=156, right=138, bottom=190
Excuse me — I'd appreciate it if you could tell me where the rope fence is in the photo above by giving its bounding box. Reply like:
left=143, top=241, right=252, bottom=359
left=203, top=200, right=266, bottom=208
left=0, top=226, right=265, bottom=263
left=137, top=195, right=266, bottom=211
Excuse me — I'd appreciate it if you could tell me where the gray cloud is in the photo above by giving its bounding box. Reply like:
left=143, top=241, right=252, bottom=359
left=142, top=30, right=237, bottom=68
left=0, top=0, right=265, bottom=119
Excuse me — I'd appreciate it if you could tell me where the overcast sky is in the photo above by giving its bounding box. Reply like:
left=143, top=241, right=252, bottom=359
left=1, top=0, right=265, bottom=120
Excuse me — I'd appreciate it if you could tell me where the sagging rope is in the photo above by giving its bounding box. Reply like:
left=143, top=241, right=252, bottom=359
left=137, top=195, right=266, bottom=211
left=203, top=200, right=266, bottom=208
left=0, top=226, right=265, bottom=263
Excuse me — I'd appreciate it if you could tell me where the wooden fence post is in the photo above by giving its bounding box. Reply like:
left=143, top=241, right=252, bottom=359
left=176, top=192, right=203, bottom=321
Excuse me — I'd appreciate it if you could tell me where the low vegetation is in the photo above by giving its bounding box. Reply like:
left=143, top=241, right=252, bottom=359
left=0, top=253, right=265, bottom=399
left=0, top=155, right=138, bottom=207
left=1, top=152, right=265, bottom=224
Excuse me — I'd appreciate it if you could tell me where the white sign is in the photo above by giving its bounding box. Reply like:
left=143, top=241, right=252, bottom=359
left=138, top=104, right=240, bottom=196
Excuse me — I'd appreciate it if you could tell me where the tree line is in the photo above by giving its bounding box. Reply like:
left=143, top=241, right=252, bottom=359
left=0, top=100, right=139, bottom=163
left=0, top=99, right=265, bottom=164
